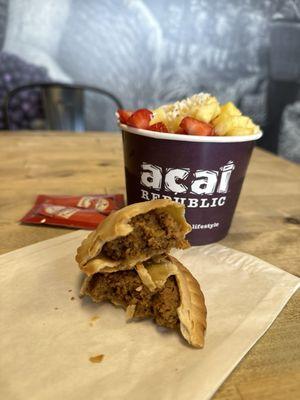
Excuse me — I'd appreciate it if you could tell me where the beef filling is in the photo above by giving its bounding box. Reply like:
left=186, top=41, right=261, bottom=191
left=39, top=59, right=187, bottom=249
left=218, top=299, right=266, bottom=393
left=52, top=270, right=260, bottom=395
left=101, top=209, right=188, bottom=261
left=86, top=270, right=180, bottom=329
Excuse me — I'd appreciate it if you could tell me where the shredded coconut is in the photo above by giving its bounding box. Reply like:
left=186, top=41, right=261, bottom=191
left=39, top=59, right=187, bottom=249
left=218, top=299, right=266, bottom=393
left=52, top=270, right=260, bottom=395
left=164, top=93, right=212, bottom=121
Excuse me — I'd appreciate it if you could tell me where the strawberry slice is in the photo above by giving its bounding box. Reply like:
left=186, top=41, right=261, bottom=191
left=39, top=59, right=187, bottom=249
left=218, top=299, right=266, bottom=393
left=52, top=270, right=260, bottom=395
left=180, top=117, right=213, bottom=136
left=117, top=109, right=134, bottom=124
left=127, top=109, right=153, bottom=129
left=149, top=122, right=168, bottom=133
left=175, top=127, right=186, bottom=134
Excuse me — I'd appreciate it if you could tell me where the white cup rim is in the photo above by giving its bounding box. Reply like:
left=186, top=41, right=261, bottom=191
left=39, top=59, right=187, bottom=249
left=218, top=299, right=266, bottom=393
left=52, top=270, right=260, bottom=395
left=120, top=123, right=263, bottom=143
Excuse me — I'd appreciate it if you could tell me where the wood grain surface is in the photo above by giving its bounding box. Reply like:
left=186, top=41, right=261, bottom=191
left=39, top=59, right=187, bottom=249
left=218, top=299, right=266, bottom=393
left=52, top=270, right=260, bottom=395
left=0, top=131, right=299, bottom=399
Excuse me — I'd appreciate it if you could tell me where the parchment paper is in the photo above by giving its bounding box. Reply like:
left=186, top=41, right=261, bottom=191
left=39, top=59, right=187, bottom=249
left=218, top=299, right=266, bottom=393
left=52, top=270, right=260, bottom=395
left=0, top=230, right=299, bottom=400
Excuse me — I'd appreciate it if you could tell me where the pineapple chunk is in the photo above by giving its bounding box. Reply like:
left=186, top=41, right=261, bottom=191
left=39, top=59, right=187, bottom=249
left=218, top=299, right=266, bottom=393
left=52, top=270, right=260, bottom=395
left=212, top=102, right=241, bottom=127
left=220, top=102, right=241, bottom=116
left=226, top=127, right=256, bottom=136
left=167, top=115, right=182, bottom=132
left=215, top=116, right=260, bottom=136
left=193, top=101, right=221, bottom=123
left=214, top=116, right=255, bottom=136
left=150, top=107, right=168, bottom=126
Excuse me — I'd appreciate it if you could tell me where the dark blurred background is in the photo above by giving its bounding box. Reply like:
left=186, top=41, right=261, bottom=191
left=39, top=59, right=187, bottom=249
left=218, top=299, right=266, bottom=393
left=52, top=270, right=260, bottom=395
left=0, top=0, right=300, bottom=162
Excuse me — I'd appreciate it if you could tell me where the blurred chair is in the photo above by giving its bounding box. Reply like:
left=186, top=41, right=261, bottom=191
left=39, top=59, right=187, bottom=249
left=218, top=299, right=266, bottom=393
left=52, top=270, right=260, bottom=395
left=2, top=82, right=123, bottom=132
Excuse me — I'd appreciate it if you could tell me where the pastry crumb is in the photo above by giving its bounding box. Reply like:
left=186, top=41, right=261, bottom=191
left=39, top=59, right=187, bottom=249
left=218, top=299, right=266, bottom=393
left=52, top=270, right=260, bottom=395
left=135, top=286, right=142, bottom=292
left=89, top=316, right=100, bottom=327
left=89, top=354, right=104, bottom=363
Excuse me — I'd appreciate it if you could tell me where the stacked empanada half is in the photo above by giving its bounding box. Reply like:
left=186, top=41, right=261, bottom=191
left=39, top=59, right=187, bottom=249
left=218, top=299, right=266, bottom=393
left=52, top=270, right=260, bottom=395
left=76, top=199, right=207, bottom=348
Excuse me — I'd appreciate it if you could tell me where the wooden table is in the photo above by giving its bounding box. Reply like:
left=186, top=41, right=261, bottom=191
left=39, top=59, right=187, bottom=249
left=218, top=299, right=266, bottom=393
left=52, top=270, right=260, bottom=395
left=1, top=132, right=299, bottom=399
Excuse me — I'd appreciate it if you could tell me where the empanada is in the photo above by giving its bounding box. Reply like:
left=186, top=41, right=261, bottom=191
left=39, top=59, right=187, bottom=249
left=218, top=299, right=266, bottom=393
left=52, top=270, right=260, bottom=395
left=81, top=255, right=207, bottom=348
left=76, top=199, right=206, bottom=348
left=76, top=199, right=191, bottom=275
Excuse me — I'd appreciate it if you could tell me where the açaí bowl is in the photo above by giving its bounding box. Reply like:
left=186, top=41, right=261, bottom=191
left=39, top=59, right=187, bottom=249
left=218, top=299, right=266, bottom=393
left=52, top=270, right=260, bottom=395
left=120, top=123, right=262, bottom=245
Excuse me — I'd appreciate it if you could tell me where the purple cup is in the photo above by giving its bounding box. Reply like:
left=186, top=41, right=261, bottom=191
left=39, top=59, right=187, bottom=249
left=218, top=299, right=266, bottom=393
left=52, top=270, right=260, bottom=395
left=120, top=124, right=262, bottom=245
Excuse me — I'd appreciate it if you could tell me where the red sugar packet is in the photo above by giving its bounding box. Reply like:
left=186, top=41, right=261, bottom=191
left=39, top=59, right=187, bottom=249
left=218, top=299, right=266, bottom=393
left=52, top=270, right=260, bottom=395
left=20, top=194, right=125, bottom=229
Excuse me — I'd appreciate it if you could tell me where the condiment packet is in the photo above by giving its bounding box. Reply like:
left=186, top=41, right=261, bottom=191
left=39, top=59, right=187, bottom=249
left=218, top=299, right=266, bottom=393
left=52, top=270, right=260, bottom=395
left=36, top=194, right=124, bottom=215
left=20, top=194, right=125, bottom=229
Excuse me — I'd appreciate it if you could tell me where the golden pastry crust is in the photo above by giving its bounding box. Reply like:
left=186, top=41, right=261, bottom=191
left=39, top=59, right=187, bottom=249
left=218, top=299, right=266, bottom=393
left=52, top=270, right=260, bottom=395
left=80, top=255, right=206, bottom=348
left=76, top=199, right=191, bottom=276
left=169, top=256, right=207, bottom=348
